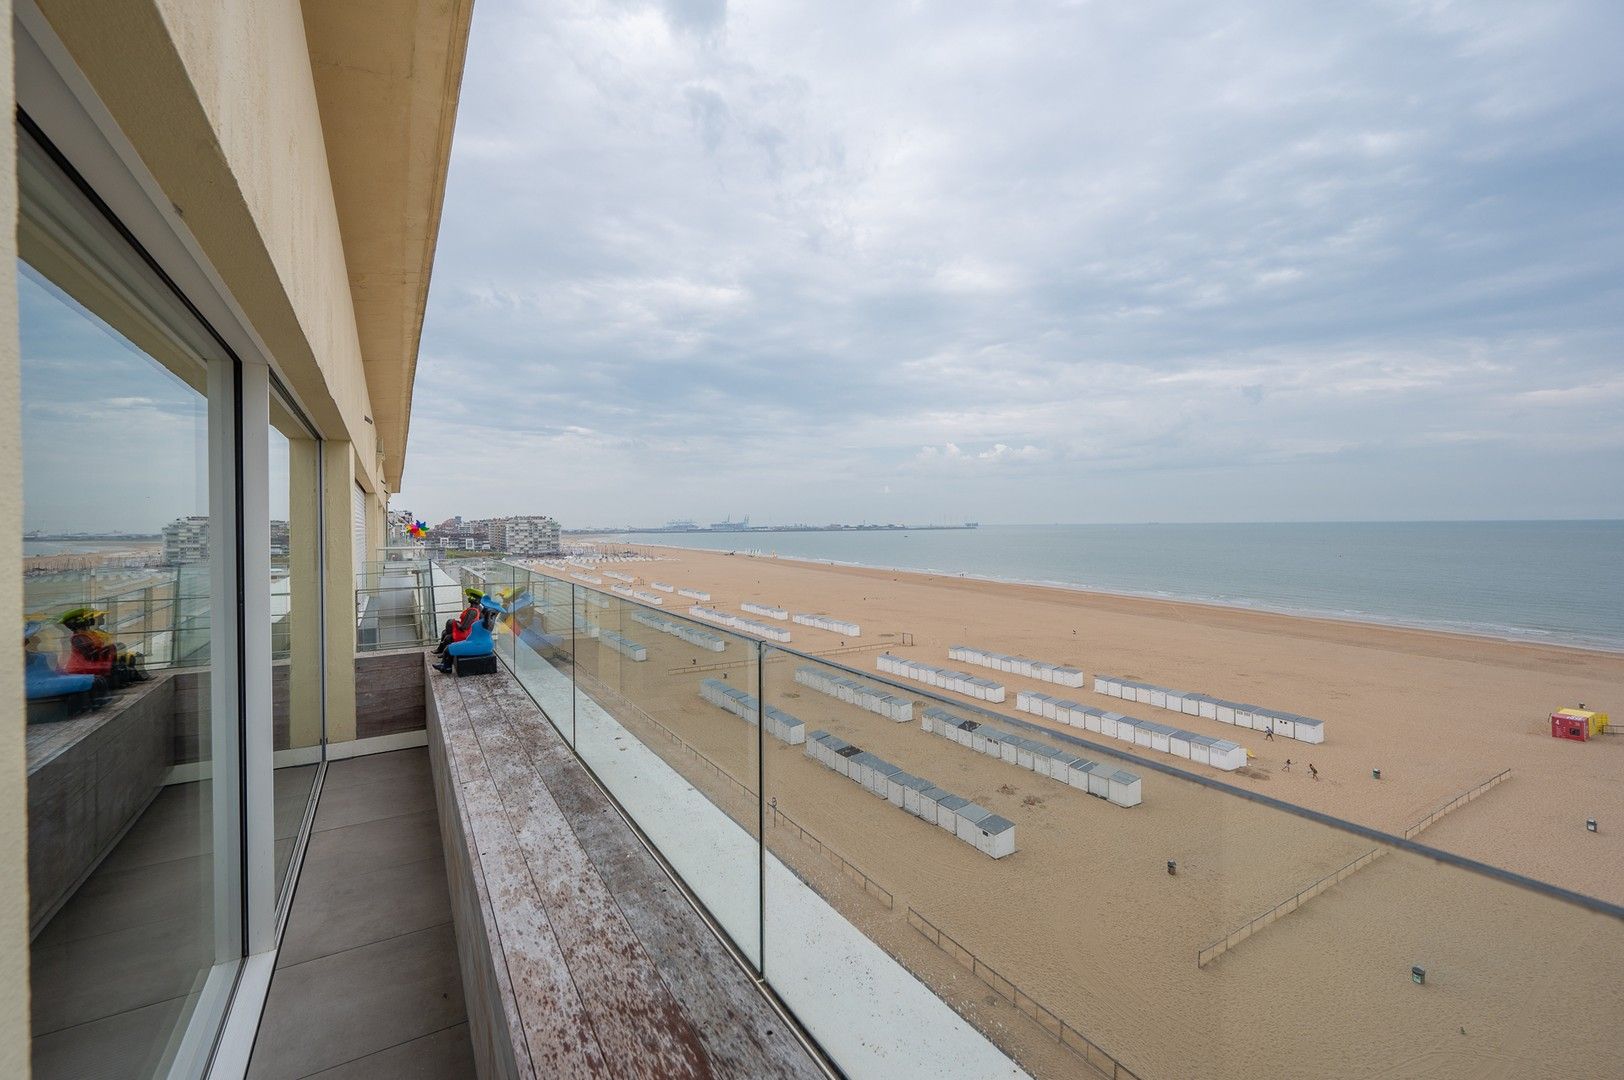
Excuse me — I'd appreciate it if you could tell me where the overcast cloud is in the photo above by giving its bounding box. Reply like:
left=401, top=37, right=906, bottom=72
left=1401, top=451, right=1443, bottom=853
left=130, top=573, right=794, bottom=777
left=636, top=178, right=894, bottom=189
left=397, top=0, right=1624, bottom=526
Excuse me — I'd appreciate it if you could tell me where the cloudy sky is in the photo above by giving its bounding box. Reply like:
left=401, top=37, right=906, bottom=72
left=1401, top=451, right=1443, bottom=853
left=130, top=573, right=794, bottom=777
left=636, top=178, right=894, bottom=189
left=397, top=0, right=1624, bottom=527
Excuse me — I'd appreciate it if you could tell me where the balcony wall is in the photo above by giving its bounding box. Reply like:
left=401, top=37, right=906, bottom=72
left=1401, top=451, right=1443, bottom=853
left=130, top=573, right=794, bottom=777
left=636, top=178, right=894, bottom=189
left=353, top=649, right=427, bottom=743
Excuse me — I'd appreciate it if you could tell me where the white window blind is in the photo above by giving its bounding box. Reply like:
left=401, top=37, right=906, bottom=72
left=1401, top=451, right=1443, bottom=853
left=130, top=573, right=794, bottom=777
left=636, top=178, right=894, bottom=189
left=352, top=482, right=368, bottom=577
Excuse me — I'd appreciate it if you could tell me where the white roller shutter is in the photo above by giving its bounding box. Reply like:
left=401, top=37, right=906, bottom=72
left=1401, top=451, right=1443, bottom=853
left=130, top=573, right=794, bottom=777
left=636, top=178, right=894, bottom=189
left=352, top=482, right=368, bottom=577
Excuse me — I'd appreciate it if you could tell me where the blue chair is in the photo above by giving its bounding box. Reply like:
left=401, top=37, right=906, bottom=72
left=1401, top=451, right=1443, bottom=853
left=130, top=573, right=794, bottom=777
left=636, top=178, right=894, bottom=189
left=439, top=596, right=506, bottom=675
left=25, top=650, right=97, bottom=700
left=445, top=615, right=494, bottom=660
left=25, top=636, right=101, bottom=723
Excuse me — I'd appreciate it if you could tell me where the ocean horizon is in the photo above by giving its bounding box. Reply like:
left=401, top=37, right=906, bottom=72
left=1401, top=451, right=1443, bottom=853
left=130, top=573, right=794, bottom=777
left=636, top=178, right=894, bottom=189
left=611, top=520, right=1624, bottom=653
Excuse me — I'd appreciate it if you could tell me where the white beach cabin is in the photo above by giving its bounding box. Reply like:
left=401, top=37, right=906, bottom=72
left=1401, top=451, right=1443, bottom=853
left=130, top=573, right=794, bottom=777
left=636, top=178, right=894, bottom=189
left=975, top=815, right=1017, bottom=859
left=1107, top=770, right=1143, bottom=808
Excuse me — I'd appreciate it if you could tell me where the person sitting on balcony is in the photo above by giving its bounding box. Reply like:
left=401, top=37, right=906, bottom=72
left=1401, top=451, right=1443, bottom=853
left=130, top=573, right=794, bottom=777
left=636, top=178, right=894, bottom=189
left=59, top=607, right=131, bottom=689
left=68, top=608, right=147, bottom=683
left=434, top=595, right=505, bottom=673
left=435, top=588, right=484, bottom=656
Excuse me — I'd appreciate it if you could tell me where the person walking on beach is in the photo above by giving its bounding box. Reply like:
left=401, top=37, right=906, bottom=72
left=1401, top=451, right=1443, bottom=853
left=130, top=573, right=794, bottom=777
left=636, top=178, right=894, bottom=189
left=1263, top=722, right=1274, bottom=741
left=1309, top=763, right=1319, bottom=781
left=1283, top=759, right=1291, bottom=772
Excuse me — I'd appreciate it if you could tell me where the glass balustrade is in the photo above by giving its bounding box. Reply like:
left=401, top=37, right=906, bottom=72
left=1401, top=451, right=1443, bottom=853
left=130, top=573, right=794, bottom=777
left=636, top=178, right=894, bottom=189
left=446, top=556, right=1624, bottom=1080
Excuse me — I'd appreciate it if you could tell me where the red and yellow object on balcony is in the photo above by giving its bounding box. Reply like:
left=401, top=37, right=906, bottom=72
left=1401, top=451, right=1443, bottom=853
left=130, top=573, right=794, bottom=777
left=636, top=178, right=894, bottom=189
left=1550, top=707, right=1609, bottom=742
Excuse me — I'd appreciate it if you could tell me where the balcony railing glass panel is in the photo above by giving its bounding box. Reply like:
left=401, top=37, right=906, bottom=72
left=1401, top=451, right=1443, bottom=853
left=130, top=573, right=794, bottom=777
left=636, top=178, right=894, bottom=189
left=464, top=560, right=1624, bottom=1079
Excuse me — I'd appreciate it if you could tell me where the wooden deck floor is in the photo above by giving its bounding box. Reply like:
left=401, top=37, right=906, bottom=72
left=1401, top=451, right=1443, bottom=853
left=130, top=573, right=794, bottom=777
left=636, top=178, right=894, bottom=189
left=427, top=657, right=823, bottom=1078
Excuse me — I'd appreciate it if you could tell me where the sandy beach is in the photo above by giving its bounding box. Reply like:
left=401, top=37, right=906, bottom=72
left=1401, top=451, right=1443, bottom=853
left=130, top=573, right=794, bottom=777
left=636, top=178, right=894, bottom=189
left=601, top=546, right=1624, bottom=898
left=518, top=547, right=1624, bottom=1079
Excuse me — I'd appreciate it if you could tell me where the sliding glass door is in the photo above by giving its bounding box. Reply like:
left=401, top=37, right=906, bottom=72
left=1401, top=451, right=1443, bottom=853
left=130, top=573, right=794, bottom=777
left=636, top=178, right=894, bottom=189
left=270, top=393, right=325, bottom=902
left=16, top=111, right=330, bottom=1076
left=18, top=121, right=243, bottom=1078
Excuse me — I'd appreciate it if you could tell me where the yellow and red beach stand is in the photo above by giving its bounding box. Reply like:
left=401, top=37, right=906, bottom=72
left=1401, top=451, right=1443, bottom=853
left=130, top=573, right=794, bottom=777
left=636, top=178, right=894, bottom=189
left=1550, top=708, right=1608, bottom=742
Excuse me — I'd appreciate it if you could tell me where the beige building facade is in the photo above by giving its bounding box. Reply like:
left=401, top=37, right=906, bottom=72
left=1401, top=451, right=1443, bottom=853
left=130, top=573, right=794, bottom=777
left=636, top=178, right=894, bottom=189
left=0, top=1, right=472, bottom=1075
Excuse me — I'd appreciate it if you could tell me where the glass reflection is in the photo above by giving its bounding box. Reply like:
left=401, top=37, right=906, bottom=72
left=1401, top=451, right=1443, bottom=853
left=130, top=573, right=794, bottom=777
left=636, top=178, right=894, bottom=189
left=19, top=123, right=240, bottom=1079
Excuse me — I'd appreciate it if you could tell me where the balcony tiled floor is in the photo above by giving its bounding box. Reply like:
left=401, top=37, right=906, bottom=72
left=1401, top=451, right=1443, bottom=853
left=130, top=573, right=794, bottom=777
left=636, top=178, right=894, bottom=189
left=30, top=763, right=317, bottom=1080
left=362, top=571, right=432, bottom=648
left=247, top=749, right=473, bottom=1079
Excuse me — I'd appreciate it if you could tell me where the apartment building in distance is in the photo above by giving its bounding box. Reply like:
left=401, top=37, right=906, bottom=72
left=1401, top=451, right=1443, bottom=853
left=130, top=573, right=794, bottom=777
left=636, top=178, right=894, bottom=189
left=417, top=513, right=560, bottom=554
left=485, top=514, right=561, bottom=556
left=424, top=515, right=491, bottom=551
left=160, top=515, right=210, bottom=565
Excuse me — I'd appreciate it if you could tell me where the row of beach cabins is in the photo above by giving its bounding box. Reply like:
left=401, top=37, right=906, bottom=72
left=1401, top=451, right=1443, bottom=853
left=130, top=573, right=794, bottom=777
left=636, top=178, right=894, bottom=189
left=553, top=577, right=1320, bottom=783
left=565, top=574, right=1308, bottom=778
left=600, top=629, right=648, bottom=662
left=569, top=570, right=861, bottom=644
left=794, top=665, right=915, bottom=723
left=804, top=732, right=1016, bottom=859
left=1017, top=691, right=1247, bottom=771
left=697, top=664, right=1017, bottom=859
left=572, top=591, right=1128, bottom=857
left=552, top=579, right=1329, bottom=834
left=793, top=612, right=861, bottom=636
left=698, top=678, right=807, bottom=746
left=643, top=581, right=708, bottom=597
left=947, top=645, right=1085, bottom=688
left=650, top=582, right=712, bottom=601
left=922, top=706, right=1142, bottom=807
left=719, top=600, right=866, bottom=640
left=741, top=602, right=789, bottom=621
left=876, top=653, right=1006, bottom=702
left=883, top=641, right=1322, bottom=772
left=608, top=584, right=668, bottom=606
left=1093, top=676, right=1326, bottom=744
left=689, top=605, right=793, bottom=643
left=601, top=576, right=714, bottom=603
left=697, top=666, right=1017, bottom=858
left=796, top=664, right=1143, bottom=808
left=742, top=599, right=863, bottom=638
left=691, top=592, right=867, bottom=640
left=629, top=609, right=727, bottom=652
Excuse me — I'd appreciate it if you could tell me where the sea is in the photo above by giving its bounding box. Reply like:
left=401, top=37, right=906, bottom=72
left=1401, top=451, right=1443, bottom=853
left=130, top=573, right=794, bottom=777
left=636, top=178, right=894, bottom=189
left=24, top=539, right=159, bottom=556
left=613, top=521, right=1624, bottom=653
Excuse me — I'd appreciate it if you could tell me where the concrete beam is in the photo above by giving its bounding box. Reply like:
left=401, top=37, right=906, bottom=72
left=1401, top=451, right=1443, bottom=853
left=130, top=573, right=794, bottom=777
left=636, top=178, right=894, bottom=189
left=301, top=0, right=475, bottom=490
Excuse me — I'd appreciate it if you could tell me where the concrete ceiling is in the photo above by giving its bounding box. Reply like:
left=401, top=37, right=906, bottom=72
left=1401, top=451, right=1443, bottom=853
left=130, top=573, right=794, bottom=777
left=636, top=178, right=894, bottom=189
left=301, top=0, right=474, bottom=490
